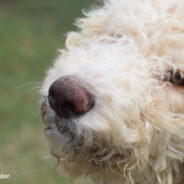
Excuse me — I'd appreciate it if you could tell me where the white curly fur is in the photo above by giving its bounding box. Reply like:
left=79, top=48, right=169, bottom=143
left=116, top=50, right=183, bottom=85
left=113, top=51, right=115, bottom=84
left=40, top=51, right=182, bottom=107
left=40, top=0, right=184, bottom=183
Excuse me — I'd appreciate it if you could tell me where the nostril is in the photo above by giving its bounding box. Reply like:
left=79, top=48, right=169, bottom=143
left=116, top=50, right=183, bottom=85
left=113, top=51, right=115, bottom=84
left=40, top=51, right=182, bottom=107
left=48, top=94, right=56, bottom=109
left=64, top=101, right=75, bottom=112
left=48, top=76, right=95, bottom=118
left=49, top=87, right=56, bottom=97
left=62, top=101, right=76, bottom=118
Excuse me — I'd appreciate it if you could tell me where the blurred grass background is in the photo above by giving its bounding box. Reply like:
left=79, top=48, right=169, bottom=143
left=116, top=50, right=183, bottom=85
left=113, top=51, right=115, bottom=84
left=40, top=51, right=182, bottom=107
left=0, top=0, right=97, bottom=183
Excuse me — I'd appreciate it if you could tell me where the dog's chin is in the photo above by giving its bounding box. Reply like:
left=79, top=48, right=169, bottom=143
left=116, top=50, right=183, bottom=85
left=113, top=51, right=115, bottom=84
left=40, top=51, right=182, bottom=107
left=43, top=118, right=83, bottom=159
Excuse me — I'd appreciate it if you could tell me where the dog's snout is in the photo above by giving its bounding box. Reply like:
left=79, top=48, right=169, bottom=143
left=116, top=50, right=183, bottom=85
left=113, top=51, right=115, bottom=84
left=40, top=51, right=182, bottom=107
left=48, top=76, right=95, bottom=118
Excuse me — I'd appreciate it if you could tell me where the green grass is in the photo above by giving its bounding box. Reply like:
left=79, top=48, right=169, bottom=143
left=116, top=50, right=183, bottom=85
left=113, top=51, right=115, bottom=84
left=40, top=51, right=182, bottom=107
left=0, top=0, right=95, bottom=183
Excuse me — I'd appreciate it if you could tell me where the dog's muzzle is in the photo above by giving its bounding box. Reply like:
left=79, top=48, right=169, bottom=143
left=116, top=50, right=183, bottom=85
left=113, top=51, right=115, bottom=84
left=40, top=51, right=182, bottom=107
left=47, top=75, right=95, bottom=119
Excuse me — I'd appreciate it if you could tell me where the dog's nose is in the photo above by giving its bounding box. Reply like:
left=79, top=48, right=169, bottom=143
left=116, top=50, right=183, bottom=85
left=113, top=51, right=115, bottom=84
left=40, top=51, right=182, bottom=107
left=48, top=76, right=95, bottom=118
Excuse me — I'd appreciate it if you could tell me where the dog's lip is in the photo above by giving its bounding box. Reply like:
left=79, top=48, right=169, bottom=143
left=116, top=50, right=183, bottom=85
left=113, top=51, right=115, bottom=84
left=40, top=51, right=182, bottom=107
left=44, top=126, right=58, bottom=136
left=44, top=126, right=52, bottom=133
left=43, top=120, right=74, bottom=136
left=44, top=126, right=50, bottom=135
left=41, top=100, right=76, bottom=136
left=44, top=126, right=52, bottom=131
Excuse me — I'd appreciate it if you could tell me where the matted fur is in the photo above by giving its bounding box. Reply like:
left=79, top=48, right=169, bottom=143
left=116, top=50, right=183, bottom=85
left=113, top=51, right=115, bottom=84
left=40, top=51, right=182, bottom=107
left=40, top=0, right=184, bottom=183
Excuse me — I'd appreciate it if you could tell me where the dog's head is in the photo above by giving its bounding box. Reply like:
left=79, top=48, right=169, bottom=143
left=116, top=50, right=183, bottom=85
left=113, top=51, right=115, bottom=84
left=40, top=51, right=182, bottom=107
left=40, top=0, right=184, bottom=183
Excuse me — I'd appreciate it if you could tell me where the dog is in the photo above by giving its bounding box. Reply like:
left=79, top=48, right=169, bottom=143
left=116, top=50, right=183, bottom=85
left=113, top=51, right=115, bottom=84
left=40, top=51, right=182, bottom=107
left=40, top=0, right=184, bottom=183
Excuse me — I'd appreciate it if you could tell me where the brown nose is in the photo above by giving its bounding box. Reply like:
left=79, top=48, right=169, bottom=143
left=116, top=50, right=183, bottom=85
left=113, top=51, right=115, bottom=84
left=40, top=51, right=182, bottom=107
left=48, top=76, right=95, bottom=118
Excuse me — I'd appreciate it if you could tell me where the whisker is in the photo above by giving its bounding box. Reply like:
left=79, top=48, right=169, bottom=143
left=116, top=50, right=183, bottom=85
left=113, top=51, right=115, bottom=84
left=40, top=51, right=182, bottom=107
left=16, top=82, right=42, bottom=90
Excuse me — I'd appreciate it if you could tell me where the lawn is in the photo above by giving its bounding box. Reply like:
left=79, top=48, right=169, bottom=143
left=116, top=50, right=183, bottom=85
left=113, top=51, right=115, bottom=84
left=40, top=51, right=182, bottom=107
left=0, top=0, right=95, bottom=183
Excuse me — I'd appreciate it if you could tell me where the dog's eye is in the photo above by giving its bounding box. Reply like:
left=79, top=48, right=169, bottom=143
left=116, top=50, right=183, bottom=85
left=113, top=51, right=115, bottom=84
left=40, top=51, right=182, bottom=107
left=169, top=70, right=184, bottom=85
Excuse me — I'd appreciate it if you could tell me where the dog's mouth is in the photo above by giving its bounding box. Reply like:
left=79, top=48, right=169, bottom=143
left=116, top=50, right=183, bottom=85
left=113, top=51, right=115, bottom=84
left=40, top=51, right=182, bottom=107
left=44, top=122, right=75, bottom=138
left=40, top=92, right=129, bottom=174
left=41, top=98, right=132, bottom=175
left=41, top=97, right=85, bottom=149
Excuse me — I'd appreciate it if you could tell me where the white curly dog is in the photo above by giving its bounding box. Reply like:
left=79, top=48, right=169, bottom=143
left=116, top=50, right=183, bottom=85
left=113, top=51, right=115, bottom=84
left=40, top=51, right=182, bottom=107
left=40, top=0, right=184, bottom=183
